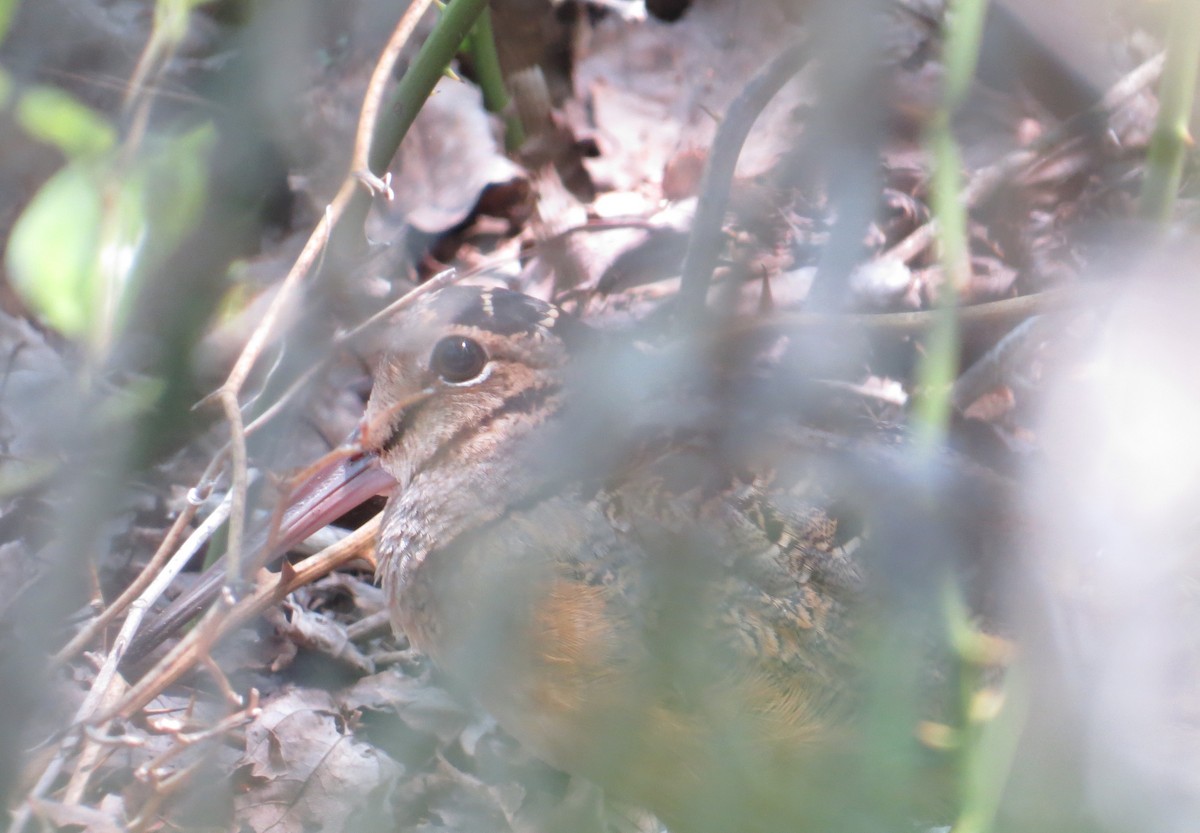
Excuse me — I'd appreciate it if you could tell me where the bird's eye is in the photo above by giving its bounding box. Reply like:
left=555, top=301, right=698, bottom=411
left=429, top=335, right=488, bottom=384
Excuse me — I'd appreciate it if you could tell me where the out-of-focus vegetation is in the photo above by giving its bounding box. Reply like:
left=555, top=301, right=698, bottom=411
left=0, top=2, right=1198, bottom=832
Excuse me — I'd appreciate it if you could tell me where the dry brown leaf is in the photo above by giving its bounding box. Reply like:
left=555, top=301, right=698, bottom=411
left=233, top=689, right=402, bottom=833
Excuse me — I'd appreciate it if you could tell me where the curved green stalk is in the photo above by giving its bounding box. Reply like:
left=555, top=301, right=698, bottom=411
left=1138, top=0, right=1200, bottom=223
left=334, top=0, right=490, bottom=257
left=368, top=0, right=490, bottom=174
left=915, top=0, right=990, bottom=447
left=467, top=8, right=525, bottom=150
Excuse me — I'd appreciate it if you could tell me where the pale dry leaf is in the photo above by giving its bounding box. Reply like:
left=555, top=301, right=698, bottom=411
left=376, top=78, right=525, bottom=236
left=234, top=688, right=402, bottom=833
left=568, top=2, right=806, bottom=196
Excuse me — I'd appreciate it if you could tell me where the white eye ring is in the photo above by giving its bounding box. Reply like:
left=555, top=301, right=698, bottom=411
left=441, top=363, right=493, bottom=388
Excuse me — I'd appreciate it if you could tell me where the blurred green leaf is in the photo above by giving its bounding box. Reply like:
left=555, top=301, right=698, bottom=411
left=6, top=162, right=104, bottom=337
left=154, top=0, right=214, bottom=41
left=127, top=0, right=215, bottom=112
left=136, top=124, right=216, bottom=256
left=16, top=86, right=117, bottom=158
left=5, top=124, right=216, bottom=344
left=0, top=0, right=18, bottom=45
left=0, top=457, right=58, bottom=500
left=98, top=375, right=166, bottom=425
left=96, top=124, right=217, bottom=344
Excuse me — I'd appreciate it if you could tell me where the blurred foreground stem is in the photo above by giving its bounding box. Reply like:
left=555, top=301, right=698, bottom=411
left=952, top=659, right=1030, bottom=833
left=915, top=0, right=989, bottom=446
left=1138, top=0, right=1200, bottom=223
left=0, top=0, right=17, bottom=43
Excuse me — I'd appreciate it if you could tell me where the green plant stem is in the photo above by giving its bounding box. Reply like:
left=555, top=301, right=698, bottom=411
left=1138, top=0, right=1200, bottom=223
left=467, top=7, right=525, bottom=150
left=334, top=0, right=490, bottom=258
left=915, top=0, right=989, bottom=447
left=914, top=121, right=963, bottom=447
left=940, top=0, right=991, bottom=110
left=0, top=0, right=18, bottom=44
left=369, top=0, right=489, bottom=174
left=952, top=660, right=1030, bottom=833
left=912, top=306, right=960, bottom=448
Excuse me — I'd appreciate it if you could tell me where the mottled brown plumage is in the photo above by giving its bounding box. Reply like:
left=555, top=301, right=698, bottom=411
left=360, top=285, right=973, bottom=832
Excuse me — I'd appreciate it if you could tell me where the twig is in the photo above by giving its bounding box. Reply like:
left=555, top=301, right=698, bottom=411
left=352, top=0, right=439, bottom=182
left=199, top=654, right=244, bottom=709
left=1099, top=51, right=1166, bottom=112
left=52, top=487, right=209, bottom=666
left=81, top=491, right=234, bottom=717
left=128, top=758, right=210, bottom=833
left=101, top=515, right=381, bottom=722
left=134, top=690, right=261, bottom=782
left=337, top=267, right=463, bottom=342
left=721, top=283, right=1089, bottom=345
left=61, top=675, right=128, bottom=806
left=208, top=0, right=486, bottom=594
left=10, top=494, right=237, bottom=832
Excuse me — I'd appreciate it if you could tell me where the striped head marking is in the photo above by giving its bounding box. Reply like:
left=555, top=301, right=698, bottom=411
left=362, top=286, right=577, bottom=485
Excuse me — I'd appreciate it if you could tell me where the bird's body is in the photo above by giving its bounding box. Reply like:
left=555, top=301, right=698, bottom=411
left=357, top=285, right=975, bottom=831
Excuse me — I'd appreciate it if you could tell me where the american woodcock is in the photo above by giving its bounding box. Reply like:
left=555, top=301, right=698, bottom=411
left=303, top=284, right=1002, bottom=833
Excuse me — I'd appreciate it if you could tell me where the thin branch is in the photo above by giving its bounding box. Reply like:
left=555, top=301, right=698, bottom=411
left=27, top=3, right=492, bottom=828
left=52, top=493, right=202, bottom=666
left=102, top=515, right=381, bottom=722
left=134, top=690, right=261, bottom=781
left=209, top=0, right=487, bottom=593
left=352, top=0, right=438, bottom=180
left=337, top=267, right=463, bottom=342
left=10, top=494, right=237, bottom=832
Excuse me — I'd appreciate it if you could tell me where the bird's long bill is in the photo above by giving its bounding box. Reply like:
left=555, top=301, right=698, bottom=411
left=275, top=446, right=396, bottom=554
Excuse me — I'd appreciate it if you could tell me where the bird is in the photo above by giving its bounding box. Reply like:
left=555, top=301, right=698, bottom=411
left=308, top=283, right=1002, bottom=833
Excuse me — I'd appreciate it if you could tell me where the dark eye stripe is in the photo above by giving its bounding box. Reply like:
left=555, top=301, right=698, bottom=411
left=380, top=397, right=429, bottom=456
left=412, top=381, right=562, bottom=480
